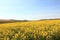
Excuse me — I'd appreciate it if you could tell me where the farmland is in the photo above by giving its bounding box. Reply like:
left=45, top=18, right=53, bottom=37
left=0, top=20, right=60, bottom=40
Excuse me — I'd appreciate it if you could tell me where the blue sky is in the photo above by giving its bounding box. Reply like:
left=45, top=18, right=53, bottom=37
left=0, top=0, right=60, bottom=20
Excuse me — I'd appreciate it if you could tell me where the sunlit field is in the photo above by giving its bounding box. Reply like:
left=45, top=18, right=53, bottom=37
left=0, top=20, right=60, bottom=40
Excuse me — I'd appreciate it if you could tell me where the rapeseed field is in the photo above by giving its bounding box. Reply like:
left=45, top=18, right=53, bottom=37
left=0, top=20, right=60, bottom=40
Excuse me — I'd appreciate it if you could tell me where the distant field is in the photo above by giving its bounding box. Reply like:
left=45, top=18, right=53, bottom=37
left=0, top=19, right=60, bottom=40
left=0, top=19, right=29, bottom=24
